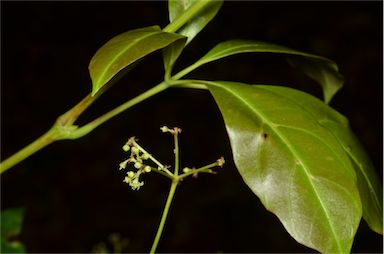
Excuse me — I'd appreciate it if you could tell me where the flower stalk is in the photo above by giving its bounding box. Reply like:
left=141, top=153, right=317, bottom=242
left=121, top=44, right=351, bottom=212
left=118, top=127, right=224, bottom=253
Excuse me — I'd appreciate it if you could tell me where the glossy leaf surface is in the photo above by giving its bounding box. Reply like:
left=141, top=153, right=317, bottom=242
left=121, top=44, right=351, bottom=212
left=261, top=85, right=383, bottom=234
left=1, top=208, right=26, bottom=253
left=89, top=26, right=185, bottom=95
left=168, top=0, right=223, bottom=44
left=190, top=40, right=343, bottom=103
left=203, top=81, right=362, bottom=253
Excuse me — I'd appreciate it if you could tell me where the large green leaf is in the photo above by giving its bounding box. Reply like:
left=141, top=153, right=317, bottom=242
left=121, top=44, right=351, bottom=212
left=168, top=0, right=223, bottom=44
left=183, top=40, right=343, bottom=103
left=202, top=80, right=362, bottom=253
left=260, top=85, right=383, bottom=234
left=1, top=208, right=26, bottom=253
left=89, top=26, right=185, bottom=95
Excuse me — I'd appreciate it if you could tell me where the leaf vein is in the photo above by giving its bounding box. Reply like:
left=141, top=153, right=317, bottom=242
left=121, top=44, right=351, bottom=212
left=210, top=82, right=343, bottom=252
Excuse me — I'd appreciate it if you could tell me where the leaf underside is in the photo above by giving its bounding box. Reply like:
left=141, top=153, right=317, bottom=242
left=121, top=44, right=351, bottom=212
left=203, top=81, right=362, bottom=253
left=192, top=40, right=343, bottom=103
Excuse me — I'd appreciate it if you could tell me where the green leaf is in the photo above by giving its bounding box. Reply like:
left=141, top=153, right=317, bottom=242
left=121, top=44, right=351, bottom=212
left=183, top=40, right=343, bottom=103
left=163, top=0, right=222, bottom=77
left=287, top=56, right=344, bottom=104
left=202, top=80, right=362, bottom=253
left=163, top=36, right=187, bottom=79
left=168, top=0, right=223, bottom=44
left=1, top=208, right=26, bottom=253
left=89, top=26, right=185, bottom=95
left=260, top=85, right=383, bottom=234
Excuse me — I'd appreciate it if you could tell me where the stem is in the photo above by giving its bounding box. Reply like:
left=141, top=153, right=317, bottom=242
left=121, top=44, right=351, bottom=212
left=162, top=0, right=213, bottom=33
left=0, top=93, right=101, bottom=173
left=173, top=131, right=180, bottom=176
left=129, top=137, right=174, bottom=177
left=133, top=142, right=165, bottom=170
left=150, top=167, right=174, bottom=180
left=172, top=61, right=206, bottom=80
left=58, top=93, right=101, bottom=126
left=150, top=180, right=178, bottom=254
left=168, top=79, right=208, bottom=90
left=0, top=129, right=57, bottom=174
left=178, top=161, right=218, bottom=179
left=0, top=0, right=211, bottom=173
left=0, top=82, right=168, bottom=172
left=1, top=0, right=215, bottom=173
left=71, top=82, right=169, bottom=139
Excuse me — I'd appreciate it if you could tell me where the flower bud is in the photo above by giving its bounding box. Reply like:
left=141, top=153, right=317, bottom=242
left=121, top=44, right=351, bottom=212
left=122, top=144, right=130, bottom=152
left=144, top=166, right=151, bottom=173
left=134, top=162, right=142, bottom=169
left=131, top=146, right=139, bottom=155
left=216, top=157, right=225, bottom=167
left=160, top=126, right=170, bottom=133
left=119, top=160, right=129, bottom=170
left=142, top=153, right=150, bottom=160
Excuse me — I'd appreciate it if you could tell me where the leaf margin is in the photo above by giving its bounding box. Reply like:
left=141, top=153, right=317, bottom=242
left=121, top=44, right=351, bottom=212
left=198, top=79, right=362, bottom=253
left=89, top=25, right=185, bottom=95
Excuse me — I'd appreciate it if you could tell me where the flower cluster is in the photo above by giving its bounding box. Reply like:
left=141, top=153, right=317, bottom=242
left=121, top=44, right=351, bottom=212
left=119, top=137, right=153, bottom=190
left=118, top=127, right=225, bottom=191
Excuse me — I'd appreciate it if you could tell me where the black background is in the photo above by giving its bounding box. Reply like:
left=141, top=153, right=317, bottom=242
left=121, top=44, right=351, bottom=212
left=1, top=1, right=382, bottom=253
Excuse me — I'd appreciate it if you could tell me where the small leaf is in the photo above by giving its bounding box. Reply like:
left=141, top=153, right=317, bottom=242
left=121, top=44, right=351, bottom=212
left=89, top=26, right=185, bottom=95
left=261, top=85, right=383, bottom=234
left=187, top=40, right=343, bottom=103
left=202, top=80, right=362, bottom=253
left=168, top=0, right=223, bottom=44
left=1, top=208, right=26, bottom=253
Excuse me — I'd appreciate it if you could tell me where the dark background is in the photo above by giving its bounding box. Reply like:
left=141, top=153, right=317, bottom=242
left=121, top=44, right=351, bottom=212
left=1, top=1, right=382, bottom=253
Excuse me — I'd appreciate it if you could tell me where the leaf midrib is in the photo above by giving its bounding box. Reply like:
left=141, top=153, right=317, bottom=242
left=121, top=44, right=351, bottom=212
left=96, top=30, right=165, bottom=87
left=210, top=82, right=343, bottom=252
left=199, top=42, right=329, bottom=67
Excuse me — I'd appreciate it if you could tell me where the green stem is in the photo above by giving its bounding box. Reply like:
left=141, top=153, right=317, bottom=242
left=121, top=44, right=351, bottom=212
left=150, top=180, right=178, bottom=254
left=70, top=82, right=169, bottom=139
left=0, top=82, right=168, bottom=172
left=172, top=61, right=206, bottom=80
left=0, top=93, right=101, bottom=173
left=150, top=167, right=174, bottom=180
left=178, top=161, right=218, bottom=179
left=1, top=0, right=214, bottom=173
left=173, top=131, right=180, bottom=176
left=132, top=140, right=168, bottom=174
left=0, top=129, right=57, bottom=174
left=168, top=79, right=208, bottom=90
left=162, top=0, right=213, bottom=33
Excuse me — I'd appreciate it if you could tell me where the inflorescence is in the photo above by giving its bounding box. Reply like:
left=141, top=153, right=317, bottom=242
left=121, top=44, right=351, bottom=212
left=118, top=126, right=225, bottom=190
